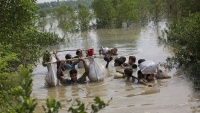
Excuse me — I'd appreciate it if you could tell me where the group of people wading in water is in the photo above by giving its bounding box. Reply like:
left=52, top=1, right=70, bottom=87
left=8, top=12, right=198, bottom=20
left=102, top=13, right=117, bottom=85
left=52, top=47, right=171, bottom=86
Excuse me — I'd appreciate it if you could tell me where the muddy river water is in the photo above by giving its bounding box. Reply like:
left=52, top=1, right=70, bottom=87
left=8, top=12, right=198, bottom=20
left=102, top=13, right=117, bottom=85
left=32, top=21, right=200, bottom=113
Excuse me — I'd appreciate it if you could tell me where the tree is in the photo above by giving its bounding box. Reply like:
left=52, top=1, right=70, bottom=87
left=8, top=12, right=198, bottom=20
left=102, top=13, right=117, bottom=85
left=77, top=4, right=93, bottom=31
left=38, top=9, right=47, bottom=31
left=116, top=0, right=138, bottom=27
left=38, top=9, right=47, bottom=20
left=0, top=0, right=37, bottom=35
left=165, top=12, right=200, bottom=68
left=148, top=0, right=165, bottom=23
left=92, top=0, right=116, bottom=28
left=54, top=4, right=77, bottom=36
left=0, top=0, right=62, bottom=67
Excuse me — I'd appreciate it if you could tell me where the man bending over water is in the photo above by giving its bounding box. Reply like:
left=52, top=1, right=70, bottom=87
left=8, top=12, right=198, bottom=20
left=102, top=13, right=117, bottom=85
left=124, top=68, right=153, bottom=87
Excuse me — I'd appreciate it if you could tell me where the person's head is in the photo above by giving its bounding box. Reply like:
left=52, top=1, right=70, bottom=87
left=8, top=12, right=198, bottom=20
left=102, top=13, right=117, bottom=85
left=65, top=54, right=72, bottom=60
left=124, top=68, right=133, bottom=77
left=76, top=49, right=82, bottom=56
left=114, top=58, right=124, bottom=66
left=110, top=48, right=118, bottom=55
left=114, top=58, right=120, bottom=66
left=124, top=68, right=133, bottom=80
left=69, top=69, right=78, bottom=82
left=120, top=56, right=126, bottom=63
left=138, top=59, right=145, bottom=65
left=132, top=64, right=137, bottom=69
left=146, top=74, right=154, bottom=81
left=104, top=56, right=113, bottom=62
left=128, top=56, right=136, bottom=65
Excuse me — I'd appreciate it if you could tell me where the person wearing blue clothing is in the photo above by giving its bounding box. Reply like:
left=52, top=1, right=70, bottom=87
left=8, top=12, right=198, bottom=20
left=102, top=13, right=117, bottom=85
left=53, top=52, right=78, bottom=71
left=57, top=58, right=89, bottom=85
left=63, top=54, right=78, bottom=70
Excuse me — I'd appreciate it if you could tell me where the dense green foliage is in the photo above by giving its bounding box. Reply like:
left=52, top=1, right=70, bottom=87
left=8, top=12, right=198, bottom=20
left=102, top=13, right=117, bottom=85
left=38, top=9, right=47, bottom=20
left=92, top=0, right=116, bottom=28
left=0, top=0, right=37, bottom=33
left=43, top=98, right=61, bottom=113
left=0, top=0, right=63, bottom=67
left=0, top=65, right=37, bottom=113
left=0, top=0, right=61, bottom=112
left=148, top=0, right=165, bottom=23
left=37, top=3, right=93, bottom=33
left=163, top=0, right=200, bottom=69
left=91, top=0, right=165, bottom=28
left=56, top=4, right=77, bottom=33
left=42, top=50, right=51, bottom=67
left=42, top=96, right=111, bottom=113
left=165, top=0, right=200, bottom=19
left=77, top=4, right=93, bottom=31
left=37, top=0, right=93, bottom=11
left=166, top=13, right=200, bottom=67
left=68, top=97, right=111, bottom=113
left=37, top=0, right=168, bottom=29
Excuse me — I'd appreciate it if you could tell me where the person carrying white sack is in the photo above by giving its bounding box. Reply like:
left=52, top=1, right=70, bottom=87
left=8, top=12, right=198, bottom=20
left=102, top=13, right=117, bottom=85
left=138, top=59, right=171, bottom=80
left=56, top=48, right=108, bottom=84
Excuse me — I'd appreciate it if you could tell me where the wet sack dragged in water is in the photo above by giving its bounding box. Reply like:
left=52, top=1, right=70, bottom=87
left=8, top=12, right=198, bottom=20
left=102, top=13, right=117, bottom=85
left=88, top=57, right=106, bottom=82
left=45, top=54, right=58, bottom=86
left=139, top=60, right=157, bottom=74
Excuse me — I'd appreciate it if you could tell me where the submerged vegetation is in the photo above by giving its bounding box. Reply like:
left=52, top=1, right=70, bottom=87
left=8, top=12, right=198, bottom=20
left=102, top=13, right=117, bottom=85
left=1, top=0, right=200, bottom=112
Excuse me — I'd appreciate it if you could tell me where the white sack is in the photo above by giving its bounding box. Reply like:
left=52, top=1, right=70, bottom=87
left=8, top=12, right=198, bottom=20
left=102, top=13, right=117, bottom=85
left=77, top=61, right=84, bottom=68
left=88, top=57, right=106, bottom=82
left=100, top=47, right=109, bottom=55
left=139, top=60, right=157, bottom=74
left=45, top=54, right=58, bottom=86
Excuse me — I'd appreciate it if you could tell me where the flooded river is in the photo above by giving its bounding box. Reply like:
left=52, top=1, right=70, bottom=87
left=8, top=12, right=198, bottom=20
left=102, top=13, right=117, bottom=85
left=32, top=21, right=200, bottom=113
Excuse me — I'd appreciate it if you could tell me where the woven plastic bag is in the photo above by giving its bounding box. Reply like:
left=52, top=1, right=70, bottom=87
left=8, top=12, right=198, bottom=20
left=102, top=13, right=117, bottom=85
left=100, top=46, right=109, bottom=55
left=88, top=57, right=106, bottom=82
left=45, top=54, right=58, bottom=86
left=139, top=60, right=157, bottom=74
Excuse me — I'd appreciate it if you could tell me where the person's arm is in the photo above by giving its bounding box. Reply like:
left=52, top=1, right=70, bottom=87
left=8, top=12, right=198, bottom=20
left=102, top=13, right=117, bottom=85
left=121, top=63, right=130, bottom=68
left=116, top=70, right=124, bottom=74
left=112, top=53, right=118, bottom=55
left=99, top=49, right=102, bottom=55
left=53, top=51, right=60, bottom=61
left=116, top=71, right=125, bottom=78
left=78, top=58, right=89, bottom=82
left=57, top=61, right=64, bottom=82
left=71, top=60, right=79, bottom=70
left=139, top=79, right=153, bottom=87
left=106, top=62, right=109, bottom=68
left=104, top=56, right=113, bottom=68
